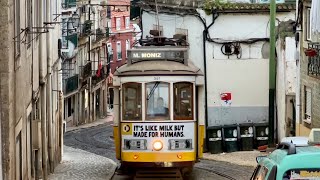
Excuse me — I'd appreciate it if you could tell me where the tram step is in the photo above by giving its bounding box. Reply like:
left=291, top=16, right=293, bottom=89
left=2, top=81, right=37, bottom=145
left=134, top=169, right=183, bottom=180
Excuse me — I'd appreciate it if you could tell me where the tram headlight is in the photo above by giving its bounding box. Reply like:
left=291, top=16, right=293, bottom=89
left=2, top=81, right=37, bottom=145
left=169, top=139, right=192, bottom=150
left=153, top=140, right=163, bottom=151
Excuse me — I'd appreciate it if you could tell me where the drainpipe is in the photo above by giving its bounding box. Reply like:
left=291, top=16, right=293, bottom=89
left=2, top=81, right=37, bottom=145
left=46, top=0, right=54, bottom=172
left=195, top=11, right=218, bottom=150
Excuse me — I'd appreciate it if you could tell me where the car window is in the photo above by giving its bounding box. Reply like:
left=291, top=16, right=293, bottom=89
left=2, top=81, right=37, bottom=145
left=283, top=169, right=320, bottom=180
left=252, top=165, right=269, bottom=180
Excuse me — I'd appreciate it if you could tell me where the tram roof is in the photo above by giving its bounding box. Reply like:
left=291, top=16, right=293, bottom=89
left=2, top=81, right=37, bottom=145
left=114, top=60, right=203, bottom=77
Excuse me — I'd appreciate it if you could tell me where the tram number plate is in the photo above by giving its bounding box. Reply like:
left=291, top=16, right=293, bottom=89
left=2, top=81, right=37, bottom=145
left=154, top=77, right=160, bottom=81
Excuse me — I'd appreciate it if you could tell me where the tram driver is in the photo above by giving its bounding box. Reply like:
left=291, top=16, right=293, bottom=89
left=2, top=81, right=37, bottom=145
left=154, top=97, right=169, bottom=116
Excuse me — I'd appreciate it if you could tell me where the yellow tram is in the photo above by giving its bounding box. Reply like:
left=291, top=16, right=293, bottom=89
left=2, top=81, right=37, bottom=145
left=112, top=37, right=205, bottom=171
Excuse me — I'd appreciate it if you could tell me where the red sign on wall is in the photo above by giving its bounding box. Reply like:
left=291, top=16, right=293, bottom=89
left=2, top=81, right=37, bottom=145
left=220, top=93, right=232, bottom=106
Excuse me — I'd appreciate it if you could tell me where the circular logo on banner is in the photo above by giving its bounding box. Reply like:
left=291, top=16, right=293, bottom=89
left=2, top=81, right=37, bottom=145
left=123, top=125, right=130, bottom=132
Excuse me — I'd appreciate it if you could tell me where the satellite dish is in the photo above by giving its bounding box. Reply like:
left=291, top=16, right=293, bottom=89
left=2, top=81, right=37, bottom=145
left=62, top=40, right=77, bottom=59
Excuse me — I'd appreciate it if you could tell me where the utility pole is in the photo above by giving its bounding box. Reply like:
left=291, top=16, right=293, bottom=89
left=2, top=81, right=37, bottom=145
left=269, top=0, right=276, bottom=146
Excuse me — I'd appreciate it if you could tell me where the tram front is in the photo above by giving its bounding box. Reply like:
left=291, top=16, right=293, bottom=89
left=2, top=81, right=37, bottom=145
left=112, top=44, right=204, bottom=170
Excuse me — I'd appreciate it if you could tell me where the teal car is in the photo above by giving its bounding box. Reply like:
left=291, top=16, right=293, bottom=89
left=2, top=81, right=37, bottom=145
left=251, top=129, right=320, bottom=180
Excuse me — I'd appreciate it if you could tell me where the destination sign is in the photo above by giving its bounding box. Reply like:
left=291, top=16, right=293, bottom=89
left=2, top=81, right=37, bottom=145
left=127, top=48, right=187, bottom=63
left=132, top=52, right=165, bottom=59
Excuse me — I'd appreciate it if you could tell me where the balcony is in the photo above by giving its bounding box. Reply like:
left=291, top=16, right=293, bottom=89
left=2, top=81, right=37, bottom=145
left=307, top=43, right=320, bottom=79
left=80, top=20, right=93, bottom=37
left=65, top=74, right=79, bottom=94
left=82, top=62, right=92, bottom=80
left=63, top=0, right=76, bottom=8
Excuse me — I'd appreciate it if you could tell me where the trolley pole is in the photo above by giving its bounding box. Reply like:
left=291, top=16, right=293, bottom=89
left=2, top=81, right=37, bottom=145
left=269, top=0, right=276, bottom=146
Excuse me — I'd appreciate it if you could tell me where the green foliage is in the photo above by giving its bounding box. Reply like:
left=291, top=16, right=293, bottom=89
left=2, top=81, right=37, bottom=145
left=203, top=0, right=228, bottom=15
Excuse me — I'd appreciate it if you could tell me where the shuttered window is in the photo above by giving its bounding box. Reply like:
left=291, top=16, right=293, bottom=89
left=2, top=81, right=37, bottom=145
left=305, top=87, right=312, bottom=121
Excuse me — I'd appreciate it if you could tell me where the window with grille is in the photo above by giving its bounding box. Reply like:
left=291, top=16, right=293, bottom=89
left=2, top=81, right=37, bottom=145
left=305, top=86, right=312, bottom=123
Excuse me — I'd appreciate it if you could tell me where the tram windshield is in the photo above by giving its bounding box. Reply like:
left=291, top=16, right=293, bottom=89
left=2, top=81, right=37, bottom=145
left=146, top=82, right=170, bottom=120
left=122, top=83, right=142, bottom=120
left=174, top=82, right=193, bottom=120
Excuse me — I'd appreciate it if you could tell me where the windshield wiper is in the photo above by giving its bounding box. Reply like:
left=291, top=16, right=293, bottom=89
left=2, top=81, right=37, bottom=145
left=147, top=81, right=160, bottom=100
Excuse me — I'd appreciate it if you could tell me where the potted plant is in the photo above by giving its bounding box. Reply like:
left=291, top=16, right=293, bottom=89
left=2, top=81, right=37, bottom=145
left=304, top=48, right=318, bottom=57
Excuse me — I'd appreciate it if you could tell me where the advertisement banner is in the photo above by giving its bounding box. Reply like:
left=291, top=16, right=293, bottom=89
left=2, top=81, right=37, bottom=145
left=121, top=122, right=195, bottom=152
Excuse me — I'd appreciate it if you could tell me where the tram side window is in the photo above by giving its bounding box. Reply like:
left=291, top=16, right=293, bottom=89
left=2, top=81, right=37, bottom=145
left=174, top=82, right=193, bottom=120
left=146, top=82, right=170, bottom=120
left=122, top=83, right=142, bottom=120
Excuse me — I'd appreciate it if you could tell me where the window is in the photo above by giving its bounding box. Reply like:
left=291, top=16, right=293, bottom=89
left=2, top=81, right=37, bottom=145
left=107, top=43, right=113, bottom=62
left=146, top=82, right=170, bottom=120
left=116, top=17, right=121, bottom=30
left=122, top=83, right=142, bottom=121
left=306, top=8, right=311, bottom=41
left=125, top=16, right=130, bottom=29
left=305, top=86, right=312, bottom=123
left=153, top=24, right=163, bottom=36
left=174, top=82, right=193, bottom=120
left=14, top=0, right=20, bottom=58
left=251, top=165, right=268, bottom=180
left=125, top=40, right=130, bottom=58
left=283, top=169, right=320, bottom=180
left=117, top=41, right=122, bottom=60
left=26, top=0, right=32, bottom=47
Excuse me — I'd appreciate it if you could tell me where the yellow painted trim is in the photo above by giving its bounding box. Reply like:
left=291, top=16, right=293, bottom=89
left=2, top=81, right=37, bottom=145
left=198, top=125, right=205, bottom=158
left=113, top=126, right=121, bottom=160
left=121, top=152, right=196, bottom=162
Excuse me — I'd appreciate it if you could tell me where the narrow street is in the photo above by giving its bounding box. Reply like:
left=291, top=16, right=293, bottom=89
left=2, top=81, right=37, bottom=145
left=62, top=121, right=254, bottom=180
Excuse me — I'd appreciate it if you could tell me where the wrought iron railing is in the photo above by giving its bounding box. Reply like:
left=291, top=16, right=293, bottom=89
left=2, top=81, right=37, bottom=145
left=307, top=43, right=320, bottom=78
left=65, top=74, right=79, bottom=94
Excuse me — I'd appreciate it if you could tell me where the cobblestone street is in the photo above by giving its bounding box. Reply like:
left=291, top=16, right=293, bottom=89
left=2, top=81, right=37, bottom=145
left=48, top=146, right=117, bottom=180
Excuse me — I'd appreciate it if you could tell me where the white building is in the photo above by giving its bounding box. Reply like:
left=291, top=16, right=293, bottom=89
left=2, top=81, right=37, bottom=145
left=139, top=0, right=296, bottom=143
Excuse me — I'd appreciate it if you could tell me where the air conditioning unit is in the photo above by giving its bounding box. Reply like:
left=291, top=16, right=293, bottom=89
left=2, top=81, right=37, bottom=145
left=32, top=120, right=42, bottom=149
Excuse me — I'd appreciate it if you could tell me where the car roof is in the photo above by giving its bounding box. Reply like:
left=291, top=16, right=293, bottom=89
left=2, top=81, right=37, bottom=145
left=265, top=146, right=320, bottom=169
left=281, top=136, right=309, bottom=146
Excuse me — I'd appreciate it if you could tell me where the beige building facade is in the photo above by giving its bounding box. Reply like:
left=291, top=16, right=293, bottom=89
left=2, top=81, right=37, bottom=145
left=296, top=0, right=320, bottom=136
left=0, top=0, right=63, bottom=179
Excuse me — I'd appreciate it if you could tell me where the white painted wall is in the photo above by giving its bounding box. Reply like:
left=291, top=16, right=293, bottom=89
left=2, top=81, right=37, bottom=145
left=207, top=59, right=269, bottom=107
left=276, top=37, right=297, bottom=141
left=142, top=9, right=295, bottom=126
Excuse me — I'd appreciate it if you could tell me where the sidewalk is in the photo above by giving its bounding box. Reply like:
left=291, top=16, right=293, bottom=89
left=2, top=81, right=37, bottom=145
left=48, top=146, right=117, bottom=180
left=66, top=113, right=114, bottom=132
left=202, top=148, right=274, bottom=167
left=48, top=114, right=117, bottom=180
